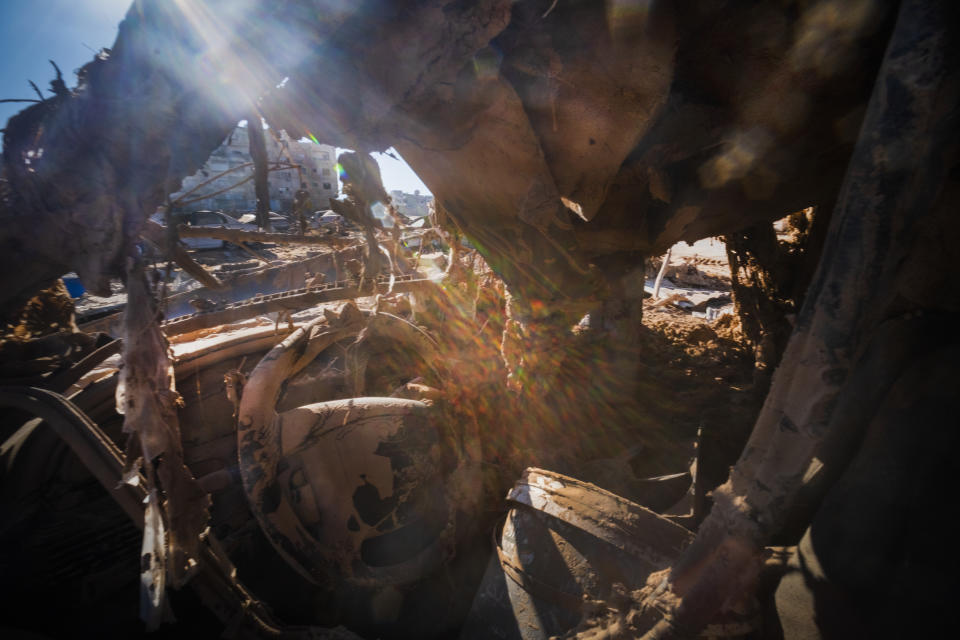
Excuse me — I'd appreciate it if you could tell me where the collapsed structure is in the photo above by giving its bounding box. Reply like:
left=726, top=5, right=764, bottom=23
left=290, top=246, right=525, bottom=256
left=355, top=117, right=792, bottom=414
left=1, top=0, right=958, bottom=638
left=171, top=125, right=339, bottom=214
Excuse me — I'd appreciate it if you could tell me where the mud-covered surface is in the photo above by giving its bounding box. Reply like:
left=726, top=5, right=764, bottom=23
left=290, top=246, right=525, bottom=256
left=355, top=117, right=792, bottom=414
left=0, top=208, right=760, bottom=640
left=1, top=1, right=956, bottom=637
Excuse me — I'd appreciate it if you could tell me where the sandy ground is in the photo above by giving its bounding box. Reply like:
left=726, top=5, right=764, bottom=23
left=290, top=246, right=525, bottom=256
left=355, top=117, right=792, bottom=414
left=645, top=237, right=733, bottom=321
left=668, top=236, right=728, bottom=261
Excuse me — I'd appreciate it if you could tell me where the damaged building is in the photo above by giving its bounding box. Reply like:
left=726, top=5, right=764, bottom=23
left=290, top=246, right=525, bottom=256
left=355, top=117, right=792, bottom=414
left=0, top=1, right=958, bottom=639
left=389, top=190, right=433, bottom=218
left=172, top=125, right=338, bottom=214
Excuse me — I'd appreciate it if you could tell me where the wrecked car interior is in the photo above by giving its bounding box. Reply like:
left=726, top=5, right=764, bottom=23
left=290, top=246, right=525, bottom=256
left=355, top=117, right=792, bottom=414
left=1, top=0, right=957, bottom=638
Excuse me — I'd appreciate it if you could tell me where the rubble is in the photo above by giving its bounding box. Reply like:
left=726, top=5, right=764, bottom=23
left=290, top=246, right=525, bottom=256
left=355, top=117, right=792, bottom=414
left=1, top=1, right=958, bottom=639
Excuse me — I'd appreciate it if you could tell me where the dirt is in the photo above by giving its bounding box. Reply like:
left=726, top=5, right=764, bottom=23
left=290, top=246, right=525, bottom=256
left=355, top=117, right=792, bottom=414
left=4, top=231, right=762, bottom=638
left=649, top=238, right=731, bottom=285
left=641, top=238, right=749, bottom=387
left=643, top=306, right=746, bottom=371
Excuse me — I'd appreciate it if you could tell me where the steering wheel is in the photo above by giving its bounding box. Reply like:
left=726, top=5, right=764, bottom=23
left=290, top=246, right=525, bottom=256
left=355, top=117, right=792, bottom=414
left=236, top=306, right=457, bottom=589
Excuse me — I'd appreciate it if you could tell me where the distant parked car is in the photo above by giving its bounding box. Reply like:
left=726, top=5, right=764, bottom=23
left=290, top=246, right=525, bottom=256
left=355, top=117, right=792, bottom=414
left=310, top=210, right=344, bottom=229
left=235, top=211, right=292, bottom=233
left=149, top=210, right=256, bottom=250
left=400, top=232, right=444, bottom=254
left=310, top=210, right=360, bottom=231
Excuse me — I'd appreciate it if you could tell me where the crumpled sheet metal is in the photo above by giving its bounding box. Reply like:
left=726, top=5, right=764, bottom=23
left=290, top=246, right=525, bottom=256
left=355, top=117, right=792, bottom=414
left=236, top=304, right=453, bottom=587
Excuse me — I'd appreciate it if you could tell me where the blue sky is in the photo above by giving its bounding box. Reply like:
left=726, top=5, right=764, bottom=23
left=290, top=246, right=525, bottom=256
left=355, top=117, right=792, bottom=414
left=0, top=1, right=130, bottom=126
left=0, top=1, right=430, bottom=195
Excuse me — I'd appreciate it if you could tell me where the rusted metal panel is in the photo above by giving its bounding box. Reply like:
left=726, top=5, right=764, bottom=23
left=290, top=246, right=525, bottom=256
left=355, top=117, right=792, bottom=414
left=162, top=274, right=434, bottom=335
left=462, top=468, right=694, bottom=640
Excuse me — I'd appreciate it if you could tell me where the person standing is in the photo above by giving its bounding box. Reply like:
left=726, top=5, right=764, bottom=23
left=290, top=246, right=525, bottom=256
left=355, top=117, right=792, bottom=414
left=293, top=183, right=312, bottom=235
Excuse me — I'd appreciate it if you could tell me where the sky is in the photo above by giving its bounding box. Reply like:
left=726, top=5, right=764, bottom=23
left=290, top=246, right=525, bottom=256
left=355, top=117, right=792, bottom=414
left=0, top=1, right=431, bottom=195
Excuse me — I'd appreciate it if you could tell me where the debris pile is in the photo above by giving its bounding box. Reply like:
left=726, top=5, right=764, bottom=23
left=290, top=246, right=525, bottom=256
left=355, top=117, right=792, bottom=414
left=1, top=1, right=958, bottom=638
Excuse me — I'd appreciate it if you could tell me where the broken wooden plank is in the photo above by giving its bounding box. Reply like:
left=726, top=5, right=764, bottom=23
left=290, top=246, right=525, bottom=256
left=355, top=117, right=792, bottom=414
left=141, top=220, right=224, bottom=290
left=247, top=109, right=273, bottom=231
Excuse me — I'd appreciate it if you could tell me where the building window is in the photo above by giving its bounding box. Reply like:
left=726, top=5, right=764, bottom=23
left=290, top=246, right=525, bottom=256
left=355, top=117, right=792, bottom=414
left=312, top=168, right=318, bottom=173
left=323, top=182, right=332, bottom=190
left=322, top=168, right=331, bottom=176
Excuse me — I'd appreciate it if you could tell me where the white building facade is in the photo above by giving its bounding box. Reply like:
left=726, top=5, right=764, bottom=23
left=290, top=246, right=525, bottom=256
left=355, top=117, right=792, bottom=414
left=171, top=124, right=338, bottom=214
left=388, top=189, right=433, bottom=217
